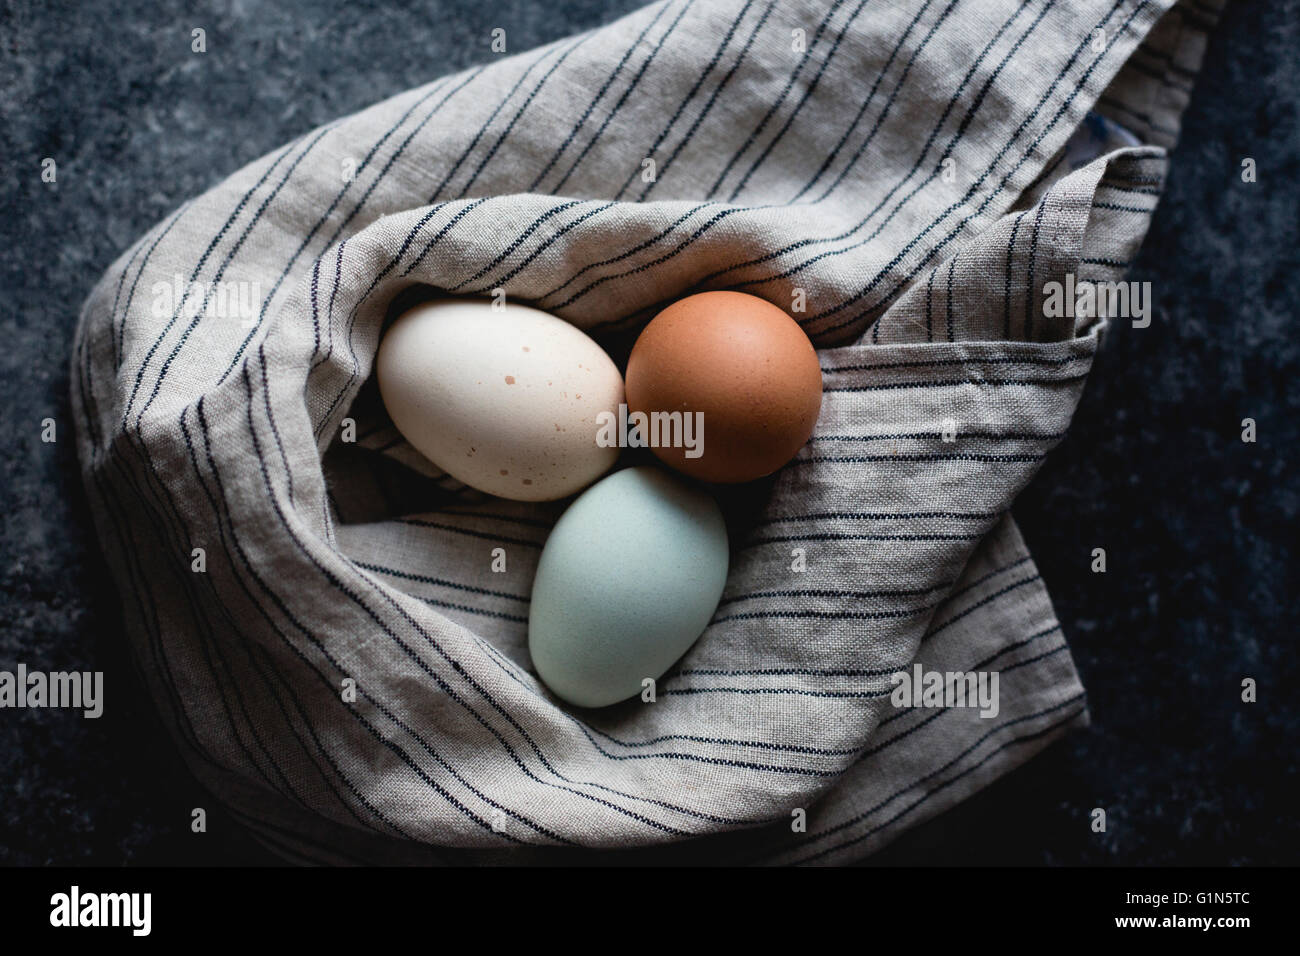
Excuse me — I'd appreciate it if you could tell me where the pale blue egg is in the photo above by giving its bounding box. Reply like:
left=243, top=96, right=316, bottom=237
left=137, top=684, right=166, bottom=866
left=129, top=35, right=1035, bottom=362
left=528, top=466, right=729, bottom=708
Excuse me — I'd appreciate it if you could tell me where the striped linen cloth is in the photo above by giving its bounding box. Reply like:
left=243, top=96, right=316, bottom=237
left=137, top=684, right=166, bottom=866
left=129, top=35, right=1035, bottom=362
left=71, top=0, right=1220, bottom=864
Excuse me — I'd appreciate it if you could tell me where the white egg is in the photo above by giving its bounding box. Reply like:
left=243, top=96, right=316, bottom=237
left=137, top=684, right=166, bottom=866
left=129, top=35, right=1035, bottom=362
left=376, top=298, right=623, bottom=501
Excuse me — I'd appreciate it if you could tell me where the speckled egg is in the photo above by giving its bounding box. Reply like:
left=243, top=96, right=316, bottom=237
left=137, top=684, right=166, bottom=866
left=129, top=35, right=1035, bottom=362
left=376, top=298, right=623, bottom=501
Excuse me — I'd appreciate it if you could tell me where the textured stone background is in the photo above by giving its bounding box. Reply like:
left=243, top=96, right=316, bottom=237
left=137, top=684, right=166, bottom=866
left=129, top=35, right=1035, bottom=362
left=0, top=0, right=1295, bottom=865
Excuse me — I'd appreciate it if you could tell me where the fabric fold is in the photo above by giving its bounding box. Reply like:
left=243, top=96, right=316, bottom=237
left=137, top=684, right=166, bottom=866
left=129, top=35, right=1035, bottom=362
left=71, top=0, right=1222, bottom=863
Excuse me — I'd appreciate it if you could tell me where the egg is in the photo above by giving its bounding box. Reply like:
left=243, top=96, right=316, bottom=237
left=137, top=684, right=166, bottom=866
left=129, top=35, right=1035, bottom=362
left=528, top=466, right=729, bottom=708
left=625, top=291, right=823, bottom=483
left=376, top=298, right=623, bottom=501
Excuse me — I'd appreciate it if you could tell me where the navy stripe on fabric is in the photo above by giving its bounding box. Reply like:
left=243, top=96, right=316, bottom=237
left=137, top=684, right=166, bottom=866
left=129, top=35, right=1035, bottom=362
left=1025, top=185, right=1054, bottom=342
left=233, top=372, right=602, bottom=843
left=618, top=0, right=759, bottom=201
left=712, top=604, right=936, bottom=623
left=717, top=582, right=955, bottom=606
left=243, top=376, right=752, bottom=833
left=82, top=0, right=1152, bottom=856
left=823, top=2, right=1157, bottom=337
left=471, top=201, right=617, bottom=295
left=549, top=0, right=695, bottom=195
left=111, top=202, right=192, bottom=372
left=823, top=372, right=1091, bottom=391
left=528, top=0, right=676, bottom=192
left=637, top=0, right=777, bottom=201
left=875, top=625, right=1064, bottom=735
left=116, top=130, right=320, bottom=430
left=925, top=574, right=1042, bottom=639
left=411, top=597, right=529, bottom=624
left=448, top=199, right=589, bottom=291
left=721, top=0, right=1134, bottom=336
left=461, top=36, right=596, bottom=196
left=183, top=401, right=445, bottom=840
left=757, top=509, right=1004, bottom=520
left=536, top=201, right=723, bottom=302
left=661, top=685, right=894, bottom=700
left=125, top=123, right=341, bottom=433
left=395, top=517, right=545, bottom=548
left=308, top=238, right=349, bottom=374
left=568, top=0, right=1057, bottom=326
left=794, top=452, right=1048, bottom=464
left=355, top=561, right=530, bottom=602
left=1004, top=210, right=1029, bottom=339
left=1092, top=200, right=1156, bottom=212
left=428, top=53, right=555, bottom=202
left=221, top=70, right=486, bottom=385
left=925, top=264, right=936, bottom=341
left=633, top=0, right=1051, bottom=300
left=779, top=0, right=954, bottom=206
left=946, top=250, right=957, bottom=341
left=811, top=430, right=1066, bottom=442
left=708, top=0, right=849, bottom=198
left=739, top=531, right=986, bottom=548
left=728, top=0, right=882, bottom=202
left=96, top=374, right=330, bottom=811
left=820, top=353, right=1087, bottom=373
left=787, top=698, right=1088, bottom=862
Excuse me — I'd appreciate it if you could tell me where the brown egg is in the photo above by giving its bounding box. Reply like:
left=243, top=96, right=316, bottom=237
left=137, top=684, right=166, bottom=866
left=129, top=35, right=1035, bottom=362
left=625, top=291, right=823, bottom=484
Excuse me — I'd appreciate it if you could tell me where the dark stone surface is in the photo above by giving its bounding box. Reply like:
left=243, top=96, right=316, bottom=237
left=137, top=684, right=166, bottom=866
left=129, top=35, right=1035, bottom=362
left=0, top=0, right=1295, bottom=866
